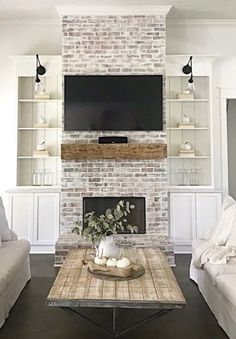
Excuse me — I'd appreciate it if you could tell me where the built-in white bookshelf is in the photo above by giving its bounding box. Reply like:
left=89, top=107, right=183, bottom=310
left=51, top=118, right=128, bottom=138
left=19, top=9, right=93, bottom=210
left=13, top=56, right=62, bottom=187
left=166, top=56, right=216, bottom=188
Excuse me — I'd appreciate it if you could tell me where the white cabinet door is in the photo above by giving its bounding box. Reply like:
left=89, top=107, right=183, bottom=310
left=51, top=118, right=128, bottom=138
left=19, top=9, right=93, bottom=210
left=196, top=193, right=222, bottom=239
left=8, top=193, right=33, bottom=241
left=33, top=193, right=59, bottom=245
left=170, top=193, right=196, bottom=248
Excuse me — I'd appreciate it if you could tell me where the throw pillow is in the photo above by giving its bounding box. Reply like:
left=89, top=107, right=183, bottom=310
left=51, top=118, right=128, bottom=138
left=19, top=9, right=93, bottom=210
left=226, top=200, right=236, bottom=247
left=227, top=228, right=236, bottom=247
left=0, top=197, right=11, bottom=241
left=207, top=195, right=236, bottom=240
left=223, top=195, right=236, bottom=211
left=210, top=204, right=236, bottom=245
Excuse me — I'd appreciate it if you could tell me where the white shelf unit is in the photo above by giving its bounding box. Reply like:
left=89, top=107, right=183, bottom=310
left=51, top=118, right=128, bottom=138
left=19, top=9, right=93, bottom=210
left=13, top=56, right=62, bottom=187
left=166, top=56, right=216, bottom=188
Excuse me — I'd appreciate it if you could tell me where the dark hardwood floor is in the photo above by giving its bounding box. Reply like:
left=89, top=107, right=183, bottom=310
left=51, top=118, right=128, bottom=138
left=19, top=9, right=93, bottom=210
left=0, top=254, right=228, bottom=339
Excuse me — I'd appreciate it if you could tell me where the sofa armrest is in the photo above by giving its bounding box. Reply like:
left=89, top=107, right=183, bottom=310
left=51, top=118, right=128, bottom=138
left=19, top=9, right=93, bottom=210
left=9, top=230, right=18, bottom=241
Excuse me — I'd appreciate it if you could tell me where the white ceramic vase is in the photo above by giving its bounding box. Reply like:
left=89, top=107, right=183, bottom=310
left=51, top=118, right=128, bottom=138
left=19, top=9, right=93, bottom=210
left=98, top=235, right=119, bottom=258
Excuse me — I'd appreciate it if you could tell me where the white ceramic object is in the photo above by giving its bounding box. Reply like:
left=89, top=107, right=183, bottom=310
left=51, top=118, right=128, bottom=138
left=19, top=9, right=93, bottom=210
left=183, top=114, right=190, bottom=123
left=98, top=235, right=119, bottom=258
left=36, top=142, right=47, bottom=151
left=184, top=141, right=192, bottom=150
left=106, top=258, right=117, bottom=267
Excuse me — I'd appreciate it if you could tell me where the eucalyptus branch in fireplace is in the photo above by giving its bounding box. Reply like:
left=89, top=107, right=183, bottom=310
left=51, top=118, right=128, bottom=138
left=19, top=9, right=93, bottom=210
left=72, top=200, right=138, bottom=244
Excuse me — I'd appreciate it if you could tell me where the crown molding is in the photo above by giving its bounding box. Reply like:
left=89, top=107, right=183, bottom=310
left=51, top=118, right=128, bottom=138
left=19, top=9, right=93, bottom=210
left=167, top=19, right=236, bottom=26
left=166, top=54, right=218, bottom=64
left=56, top=5, right=172, bottom=16
left=0, top=18, right=61, bottom=25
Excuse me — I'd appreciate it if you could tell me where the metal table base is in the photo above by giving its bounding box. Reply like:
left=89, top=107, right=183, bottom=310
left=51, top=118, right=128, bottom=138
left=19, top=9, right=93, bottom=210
left=61, top=306, right=173, bottom=338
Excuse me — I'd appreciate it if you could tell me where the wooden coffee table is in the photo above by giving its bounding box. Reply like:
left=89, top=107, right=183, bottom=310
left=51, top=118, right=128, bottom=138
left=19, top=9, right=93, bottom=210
left=47, top=247, right=186, bottom=338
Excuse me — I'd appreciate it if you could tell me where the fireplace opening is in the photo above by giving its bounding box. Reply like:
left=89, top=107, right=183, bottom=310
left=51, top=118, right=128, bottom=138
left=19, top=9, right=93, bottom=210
left=83, top=197, right=146, bottom=234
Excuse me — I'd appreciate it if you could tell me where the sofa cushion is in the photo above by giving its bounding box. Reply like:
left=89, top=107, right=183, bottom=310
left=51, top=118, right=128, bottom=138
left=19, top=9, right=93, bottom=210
left=0, top=197, right=11, bottom=241
left=216, top=274, right=236, bottom=306
left=204, top=258, right=236, bottom=285
left=0, top=240, right=30, bottom=288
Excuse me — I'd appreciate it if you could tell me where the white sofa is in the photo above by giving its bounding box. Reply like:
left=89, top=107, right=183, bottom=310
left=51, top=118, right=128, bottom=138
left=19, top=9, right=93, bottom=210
left=0, top=197, right=31, bottom=328
left=190, top=239, right=236, bottom=339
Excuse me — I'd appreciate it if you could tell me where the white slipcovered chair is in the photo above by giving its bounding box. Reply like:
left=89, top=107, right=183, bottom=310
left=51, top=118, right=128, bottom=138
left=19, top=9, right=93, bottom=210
left=0, top=196, right=31, bottom=328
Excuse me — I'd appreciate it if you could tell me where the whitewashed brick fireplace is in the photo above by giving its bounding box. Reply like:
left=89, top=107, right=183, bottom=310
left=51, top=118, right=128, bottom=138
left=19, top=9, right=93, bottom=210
left=55, top=6, right=174, bottom=265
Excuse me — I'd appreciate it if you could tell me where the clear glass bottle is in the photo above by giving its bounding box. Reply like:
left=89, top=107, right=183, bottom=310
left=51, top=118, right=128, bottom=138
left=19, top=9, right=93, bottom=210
left=178, top=169, right=184, bottom=186
left=189, top=169, right=198, bottom=186
left=32, top=169, right=42, bottom=186
left=116, top=238, right=136, bottom=264
left=44, top=169, right=53, bottom=186
left=178, top=169, right=188, bottom=186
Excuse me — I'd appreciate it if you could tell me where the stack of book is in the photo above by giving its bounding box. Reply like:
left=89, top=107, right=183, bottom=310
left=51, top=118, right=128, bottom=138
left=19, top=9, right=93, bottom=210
left=33, top=150, right=49, bottom=157
left=177, top=122, right=195, bottom=129
left=176, top=93, right=194, bottom=100
left=179, top=149, right=195, bottom=157
left=34, top=93, right=50, bottom=100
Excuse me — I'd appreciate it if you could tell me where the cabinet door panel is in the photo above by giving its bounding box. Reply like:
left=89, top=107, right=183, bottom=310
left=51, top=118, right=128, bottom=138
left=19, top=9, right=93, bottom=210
left=196, top=193, right=222, bottom=239
left=34, top=193, right=59, bottom=244
left=8, top=194, right=33, bottom=241
left=170, top=193, right=196, bottom=246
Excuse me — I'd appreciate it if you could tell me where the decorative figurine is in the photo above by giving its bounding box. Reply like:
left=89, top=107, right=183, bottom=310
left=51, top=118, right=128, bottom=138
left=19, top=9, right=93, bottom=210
left=183, top=114, right=190, bottom=124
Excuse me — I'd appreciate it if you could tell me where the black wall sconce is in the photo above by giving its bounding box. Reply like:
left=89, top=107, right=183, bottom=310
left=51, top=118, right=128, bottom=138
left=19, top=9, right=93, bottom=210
left=35, top=54, right=46, bottom=85
left=182, top=56, right=194, bottom=89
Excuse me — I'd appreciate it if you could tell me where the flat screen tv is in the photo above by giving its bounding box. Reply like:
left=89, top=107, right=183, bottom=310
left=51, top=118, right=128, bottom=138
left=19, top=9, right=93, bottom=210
left=64, top=75, right=163, bottom=131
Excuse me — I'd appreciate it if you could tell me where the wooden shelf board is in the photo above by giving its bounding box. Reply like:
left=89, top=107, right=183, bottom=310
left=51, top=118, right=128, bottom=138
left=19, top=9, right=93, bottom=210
left=18, top=127, right=61, bottom=130
left=19, top=99, right=62, bottom=102
left=166, top=99, right=208, bottom=102
left=61, top=143, right=167, bottom=160
left=18, top=156, right=60, bottom=159
left=168, top=156, right=210, bottom=159
left=168, top=185, right=214, bottom=190
left=167, top=127, right=209, bottom=130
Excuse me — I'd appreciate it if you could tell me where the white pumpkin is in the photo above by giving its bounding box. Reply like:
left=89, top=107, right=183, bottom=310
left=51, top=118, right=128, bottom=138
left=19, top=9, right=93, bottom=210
left=117, top=257, right=131, bottom=268
left=94, top=256, right=107, bottom=266
left=106, top=258, right=117, bottom=267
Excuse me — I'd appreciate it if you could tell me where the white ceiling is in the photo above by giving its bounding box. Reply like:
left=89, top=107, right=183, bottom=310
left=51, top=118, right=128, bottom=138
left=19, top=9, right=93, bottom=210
left=0, top=0, right=236, bottom=22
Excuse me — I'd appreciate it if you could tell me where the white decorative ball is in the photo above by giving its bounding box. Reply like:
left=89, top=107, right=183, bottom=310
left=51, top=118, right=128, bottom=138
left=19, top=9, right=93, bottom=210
left=94, top=256, right=107, bottom=266
left=106, top=258, right=117, bottom=267
left=117, top=257, right=131, bottom=268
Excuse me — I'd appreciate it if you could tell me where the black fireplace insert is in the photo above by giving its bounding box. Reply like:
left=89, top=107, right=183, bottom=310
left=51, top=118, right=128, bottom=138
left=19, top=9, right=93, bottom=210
left=83, top=197, right=146, bottom=234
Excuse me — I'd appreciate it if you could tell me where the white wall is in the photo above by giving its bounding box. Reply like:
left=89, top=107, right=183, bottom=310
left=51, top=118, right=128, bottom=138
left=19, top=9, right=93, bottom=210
left=0, top=23, right=61, bottom=196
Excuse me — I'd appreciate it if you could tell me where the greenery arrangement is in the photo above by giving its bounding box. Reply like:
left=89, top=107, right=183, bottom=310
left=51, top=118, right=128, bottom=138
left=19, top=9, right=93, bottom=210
left=72, top=200, right=138, bottom=244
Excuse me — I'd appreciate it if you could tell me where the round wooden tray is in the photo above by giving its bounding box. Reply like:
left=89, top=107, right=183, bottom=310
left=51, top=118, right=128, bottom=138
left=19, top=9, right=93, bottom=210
left=88, top=265, right=145, bottom=281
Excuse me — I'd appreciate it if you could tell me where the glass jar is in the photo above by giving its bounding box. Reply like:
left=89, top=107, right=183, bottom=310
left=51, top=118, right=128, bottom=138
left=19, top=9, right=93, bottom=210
left=44, top=169, right=53, bottom=186
left=116, top=238, right=136, bottom=264
left=189, top=169, right=198, bottom=186
left=178, top=169, right=188, bottom=186
left=32, top=169, right=42, bottom=186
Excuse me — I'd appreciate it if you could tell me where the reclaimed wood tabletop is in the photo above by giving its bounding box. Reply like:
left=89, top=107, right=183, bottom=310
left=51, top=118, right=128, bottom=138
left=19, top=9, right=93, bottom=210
left=47, top=247, right=186, bottom=309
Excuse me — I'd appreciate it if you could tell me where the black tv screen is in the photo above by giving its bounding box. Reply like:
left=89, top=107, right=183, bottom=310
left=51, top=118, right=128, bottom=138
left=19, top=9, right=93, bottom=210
left=64, top=75, right=163, bottom=131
